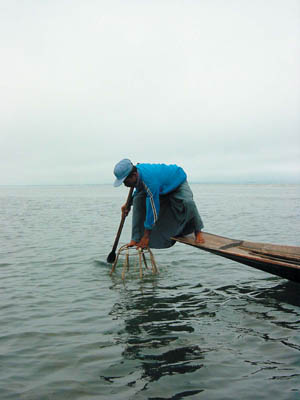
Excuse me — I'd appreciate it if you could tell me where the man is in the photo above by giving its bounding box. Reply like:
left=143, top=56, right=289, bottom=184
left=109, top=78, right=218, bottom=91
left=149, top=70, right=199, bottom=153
left=113, top=159, right=204, bottom=249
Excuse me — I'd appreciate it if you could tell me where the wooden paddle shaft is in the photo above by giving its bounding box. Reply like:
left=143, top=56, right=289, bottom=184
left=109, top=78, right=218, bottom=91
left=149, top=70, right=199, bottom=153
left=111, top=187, right=134, bottom=252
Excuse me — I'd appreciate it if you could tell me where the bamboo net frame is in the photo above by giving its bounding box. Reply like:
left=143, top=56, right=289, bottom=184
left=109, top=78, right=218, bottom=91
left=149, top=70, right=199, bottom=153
left=110, top=244, right=158, bottom=279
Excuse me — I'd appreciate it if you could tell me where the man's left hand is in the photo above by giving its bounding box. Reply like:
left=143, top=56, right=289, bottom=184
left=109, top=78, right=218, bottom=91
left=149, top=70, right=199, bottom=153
left=136, top=229, right=151, bottom=249
left=136, top=236, right=150, bottom=249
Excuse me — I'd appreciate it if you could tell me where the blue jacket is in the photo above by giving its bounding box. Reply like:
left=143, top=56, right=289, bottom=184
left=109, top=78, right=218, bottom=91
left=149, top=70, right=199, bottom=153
left=135, top=163, right=187, bottom=229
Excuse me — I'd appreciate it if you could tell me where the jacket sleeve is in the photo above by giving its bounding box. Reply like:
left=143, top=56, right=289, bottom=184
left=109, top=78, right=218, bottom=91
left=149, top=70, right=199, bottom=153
left=143, top=182, right=160, bottom=229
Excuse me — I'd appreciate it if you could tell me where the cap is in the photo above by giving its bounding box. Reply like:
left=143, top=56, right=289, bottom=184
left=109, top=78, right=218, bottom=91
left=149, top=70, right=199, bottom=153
left=113, top=159, right=133, bottom=187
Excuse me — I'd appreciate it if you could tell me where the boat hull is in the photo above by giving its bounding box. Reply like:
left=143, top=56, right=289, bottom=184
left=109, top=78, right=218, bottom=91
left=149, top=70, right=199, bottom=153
left=173, top=232, right=300, bottom=283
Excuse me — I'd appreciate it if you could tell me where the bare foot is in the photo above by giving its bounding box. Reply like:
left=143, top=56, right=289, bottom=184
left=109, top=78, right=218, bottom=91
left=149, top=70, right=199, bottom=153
left=126, top=240, right=138, bottom=247
left=195, top=231, right=205, bottom=244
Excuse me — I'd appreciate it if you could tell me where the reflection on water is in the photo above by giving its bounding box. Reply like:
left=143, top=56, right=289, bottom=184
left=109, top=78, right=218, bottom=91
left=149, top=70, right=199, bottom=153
left=253, top=281, right=300, bottom=308
left=103, top=275, right=300, bottom=399
left=107, top=281, right=205, bottom=394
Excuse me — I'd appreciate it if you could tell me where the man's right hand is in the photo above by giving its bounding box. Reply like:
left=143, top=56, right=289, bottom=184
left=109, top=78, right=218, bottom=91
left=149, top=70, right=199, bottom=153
left=121, top=204, right=131, bottom=217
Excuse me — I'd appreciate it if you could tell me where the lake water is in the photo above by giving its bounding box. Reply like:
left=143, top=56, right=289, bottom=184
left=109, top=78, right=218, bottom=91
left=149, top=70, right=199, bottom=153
left=1, top=184, right=300, bottom=400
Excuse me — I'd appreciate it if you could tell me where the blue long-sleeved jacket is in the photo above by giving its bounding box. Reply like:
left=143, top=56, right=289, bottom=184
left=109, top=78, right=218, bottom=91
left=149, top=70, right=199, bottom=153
left=135, top=163, right=187, bottom=229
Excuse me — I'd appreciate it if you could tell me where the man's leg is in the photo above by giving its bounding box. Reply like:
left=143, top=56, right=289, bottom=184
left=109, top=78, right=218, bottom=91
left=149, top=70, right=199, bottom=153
left=170, top=181, right=204, bottom=243
left=130, top=191, right=146, bottom=245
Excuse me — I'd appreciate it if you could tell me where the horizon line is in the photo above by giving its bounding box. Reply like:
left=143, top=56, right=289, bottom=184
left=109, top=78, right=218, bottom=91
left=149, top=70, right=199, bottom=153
left=0, top=181, right=299, bottom=187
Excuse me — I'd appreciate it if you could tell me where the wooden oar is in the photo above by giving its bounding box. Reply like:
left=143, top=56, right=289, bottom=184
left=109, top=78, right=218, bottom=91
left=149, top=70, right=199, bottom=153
left=107, top=187, right=134, bottom=263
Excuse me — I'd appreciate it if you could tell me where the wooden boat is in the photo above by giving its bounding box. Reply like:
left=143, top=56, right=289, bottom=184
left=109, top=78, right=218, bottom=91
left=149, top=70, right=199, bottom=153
left=173, top=232, right=300, bottom=283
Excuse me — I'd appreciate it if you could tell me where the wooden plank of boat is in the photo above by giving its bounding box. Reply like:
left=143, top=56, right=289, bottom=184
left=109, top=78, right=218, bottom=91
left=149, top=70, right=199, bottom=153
left=172, top=232, right=300, bottom=283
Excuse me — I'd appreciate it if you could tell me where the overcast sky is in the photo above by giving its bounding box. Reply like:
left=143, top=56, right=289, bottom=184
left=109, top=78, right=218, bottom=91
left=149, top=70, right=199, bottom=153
left=1, top=0, right=299, bottom=185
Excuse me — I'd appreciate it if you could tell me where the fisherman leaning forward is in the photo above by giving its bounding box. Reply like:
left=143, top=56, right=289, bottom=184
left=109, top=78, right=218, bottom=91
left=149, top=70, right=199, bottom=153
left=113, top=159, right=205, bottom=249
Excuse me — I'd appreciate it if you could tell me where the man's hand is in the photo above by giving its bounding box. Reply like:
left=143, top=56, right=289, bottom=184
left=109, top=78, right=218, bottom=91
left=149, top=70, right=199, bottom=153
left=121, top=204, right=131, bottom=217
left=136, top=229, right=151, bottom=249
left=136, top=236, right=150, bottom=249
left=126, top=240, right=137, bottom=247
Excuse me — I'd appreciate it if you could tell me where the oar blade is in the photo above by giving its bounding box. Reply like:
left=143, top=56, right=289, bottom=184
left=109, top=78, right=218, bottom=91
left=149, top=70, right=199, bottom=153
left=107, top=250, right=116, bottom=264
left=106, top=187, right=134, bottom=264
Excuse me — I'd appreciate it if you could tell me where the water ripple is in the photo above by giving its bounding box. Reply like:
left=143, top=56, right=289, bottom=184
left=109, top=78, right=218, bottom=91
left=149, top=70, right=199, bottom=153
left=1, top=184, right=300, bottom=399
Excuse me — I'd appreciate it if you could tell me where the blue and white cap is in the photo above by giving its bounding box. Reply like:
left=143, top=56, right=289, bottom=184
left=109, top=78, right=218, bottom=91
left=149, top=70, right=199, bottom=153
left=113, top=159, right=134, bottom=187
